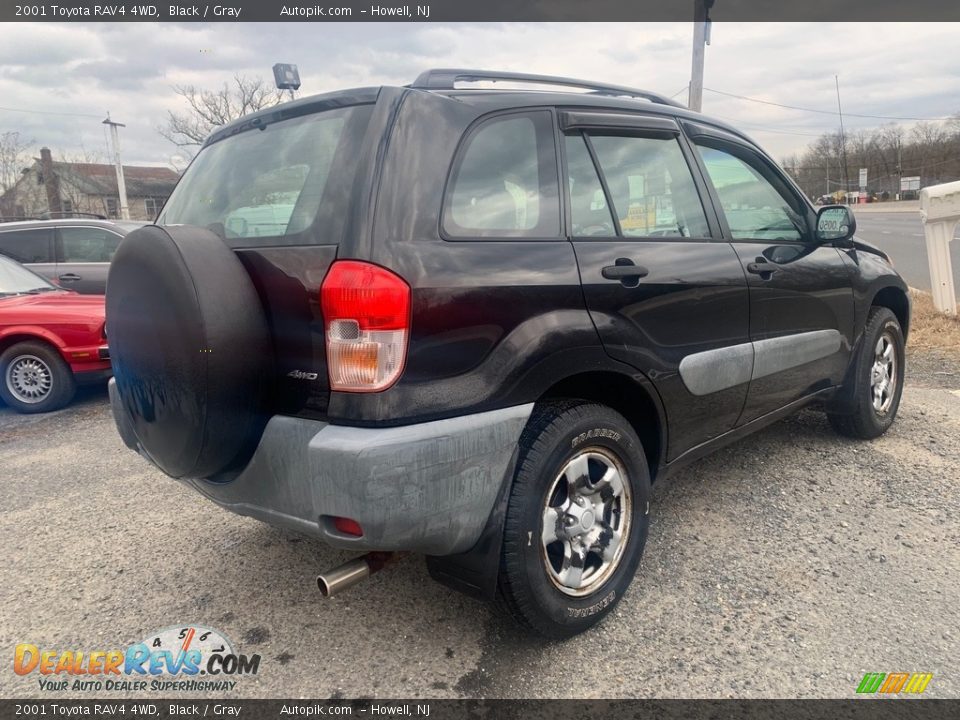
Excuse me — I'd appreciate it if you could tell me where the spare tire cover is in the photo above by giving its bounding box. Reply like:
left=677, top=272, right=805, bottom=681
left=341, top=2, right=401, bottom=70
left=106, top=225, right=273, bottom=479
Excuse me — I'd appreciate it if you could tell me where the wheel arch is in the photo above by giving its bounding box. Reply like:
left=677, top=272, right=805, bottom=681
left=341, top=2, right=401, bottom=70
left=0, top=330, right=65, bottom=356
left=537, top=370, right=666, bottom=483
left=870, top=285, right=911, bottom=340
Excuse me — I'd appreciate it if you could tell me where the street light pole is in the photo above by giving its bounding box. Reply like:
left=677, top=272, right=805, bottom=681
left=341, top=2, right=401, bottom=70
left=688, top=0, right=714, bottom=112
left=834, top=75, right=851, bottom=203
left=102, top=113, right=130, bottom=220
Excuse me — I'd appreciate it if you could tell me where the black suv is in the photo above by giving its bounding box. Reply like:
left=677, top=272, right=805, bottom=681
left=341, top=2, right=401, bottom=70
left=107, top=70, right=909, bottom=638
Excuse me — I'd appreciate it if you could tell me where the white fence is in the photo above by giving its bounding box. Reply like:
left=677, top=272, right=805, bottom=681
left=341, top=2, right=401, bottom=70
left=919, top=181, right=960, bottom=315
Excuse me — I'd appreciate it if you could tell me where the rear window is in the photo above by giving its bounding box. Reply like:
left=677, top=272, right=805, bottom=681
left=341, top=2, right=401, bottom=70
left=159, top=104, right=374, bottom=247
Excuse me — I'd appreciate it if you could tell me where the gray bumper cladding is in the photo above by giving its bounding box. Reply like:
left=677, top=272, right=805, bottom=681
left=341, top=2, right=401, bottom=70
left=678, top=330, right=843, bottom=396
left=110, top=378, right=533, bottom=556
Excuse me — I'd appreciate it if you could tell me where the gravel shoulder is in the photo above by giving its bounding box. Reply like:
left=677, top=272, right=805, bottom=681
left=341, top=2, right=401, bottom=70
left=1, top=351, right=958, bottom=699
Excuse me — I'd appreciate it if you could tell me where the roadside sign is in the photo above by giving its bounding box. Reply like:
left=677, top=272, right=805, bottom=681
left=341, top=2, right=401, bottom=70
left=859, top=168, right=868, bottom=188
left=901, top=176, right=921, bottom=191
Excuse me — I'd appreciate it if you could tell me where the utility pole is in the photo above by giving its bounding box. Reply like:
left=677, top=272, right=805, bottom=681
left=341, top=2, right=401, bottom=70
left=897, top=136, right=903, bottom=200
left=688, top=0, right=714, bottom=112
left=102, top=113, right=130, bottom=220
left=834, top=75, right=851, bottom=203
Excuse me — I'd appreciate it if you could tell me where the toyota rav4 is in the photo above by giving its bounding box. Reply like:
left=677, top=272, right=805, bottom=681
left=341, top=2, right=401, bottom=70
left=107, top=70, right=909, bottom=638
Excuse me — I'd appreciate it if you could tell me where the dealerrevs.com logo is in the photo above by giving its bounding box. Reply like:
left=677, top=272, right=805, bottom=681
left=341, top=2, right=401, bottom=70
left=14, top=625, right=261, bottom=692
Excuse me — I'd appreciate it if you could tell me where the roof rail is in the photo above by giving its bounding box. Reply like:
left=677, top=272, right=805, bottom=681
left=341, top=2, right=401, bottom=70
left=0, top=212, right=107, bottom=224
left=410, top=69, right=686, bottom=109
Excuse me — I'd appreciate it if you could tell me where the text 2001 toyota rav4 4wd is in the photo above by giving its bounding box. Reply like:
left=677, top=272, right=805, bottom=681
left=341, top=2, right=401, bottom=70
left=108, top=70, right=909, bottom=638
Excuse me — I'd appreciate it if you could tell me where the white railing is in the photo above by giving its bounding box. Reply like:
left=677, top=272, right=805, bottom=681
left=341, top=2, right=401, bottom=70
left=919, top=180, right=960, bottom=315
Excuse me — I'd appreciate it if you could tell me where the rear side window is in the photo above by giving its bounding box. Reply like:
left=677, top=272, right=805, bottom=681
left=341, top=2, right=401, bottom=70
left=0, top=228, right=54, bottom=263
left=443, top=111, right=560, bottom=238
left=586, top=135, right=710, bottom=239
left=59, top=227, right=122, bottom=262
left=159, top=104, right=374, bottom=248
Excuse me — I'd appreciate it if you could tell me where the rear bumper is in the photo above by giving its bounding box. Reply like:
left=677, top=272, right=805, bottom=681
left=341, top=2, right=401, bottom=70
left=109, top=379, right=531, bottom=556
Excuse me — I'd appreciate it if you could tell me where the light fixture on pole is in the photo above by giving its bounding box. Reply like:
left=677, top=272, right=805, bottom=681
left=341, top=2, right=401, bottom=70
left=102, top=113, right=130, bottom=221
left=273, top=63, right=301, bottom=102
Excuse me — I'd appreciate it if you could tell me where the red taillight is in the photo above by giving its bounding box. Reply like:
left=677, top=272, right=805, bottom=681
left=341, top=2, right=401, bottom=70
left=332, top=516, right=364, bottom=537
left=320, top=260, right=410, bottom=392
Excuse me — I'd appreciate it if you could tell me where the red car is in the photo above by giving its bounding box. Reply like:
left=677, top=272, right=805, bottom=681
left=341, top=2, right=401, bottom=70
left=0, top=254, right=110, bottom=413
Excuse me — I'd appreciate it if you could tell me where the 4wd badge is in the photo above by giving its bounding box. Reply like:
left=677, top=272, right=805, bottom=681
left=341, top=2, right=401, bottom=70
left=287, top=370, right=318, bottom=381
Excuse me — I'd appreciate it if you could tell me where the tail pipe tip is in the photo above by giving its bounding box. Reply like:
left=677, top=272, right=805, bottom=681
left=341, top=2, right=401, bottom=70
left=316, top=551, right=407, bottom=598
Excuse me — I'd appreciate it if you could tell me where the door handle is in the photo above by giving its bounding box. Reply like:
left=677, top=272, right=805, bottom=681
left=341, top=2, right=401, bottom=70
left=59, top=273, right=81, bottom=282
left=601, top=261, right=649, bottom=281
left=746, top=261, right=777, bottom=276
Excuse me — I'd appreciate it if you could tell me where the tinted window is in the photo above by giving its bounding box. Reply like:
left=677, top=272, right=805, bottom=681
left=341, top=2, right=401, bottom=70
left=59, top=227, right=122, bottom=262
left=588, top=135, right=710, bottom=238
left=696, top=143, right=807, bottom=241
left=0, top=228, right=54, bottom=263
left=444, top=112, right=560, bottom=238
left=160, top=104, right=374, bottom=248
left=565, top=135, right=615, bottom=236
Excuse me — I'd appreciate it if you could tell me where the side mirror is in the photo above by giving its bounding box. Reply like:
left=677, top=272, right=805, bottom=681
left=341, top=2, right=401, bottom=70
left=816, top=205, right=856, bottom=244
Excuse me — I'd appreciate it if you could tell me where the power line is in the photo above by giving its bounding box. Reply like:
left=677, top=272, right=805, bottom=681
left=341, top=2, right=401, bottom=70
left=712, top=116, right=824, bottom=137
left=703, top=87, right=954, bottom=122
left=0, top=105, right=102, bottom=119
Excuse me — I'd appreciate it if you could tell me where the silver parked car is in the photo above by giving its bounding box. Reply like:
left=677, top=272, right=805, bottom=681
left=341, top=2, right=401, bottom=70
left=0, top=218, right=146, bottom=294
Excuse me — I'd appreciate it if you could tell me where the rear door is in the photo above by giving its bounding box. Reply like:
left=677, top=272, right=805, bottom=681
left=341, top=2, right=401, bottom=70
left=562, top=111, right=751, bottom=461
left=0, top=227, right=57, bottom=283
left=687, top=128, right=855, bottom=423
left=55, top=225, right=123, bottom=294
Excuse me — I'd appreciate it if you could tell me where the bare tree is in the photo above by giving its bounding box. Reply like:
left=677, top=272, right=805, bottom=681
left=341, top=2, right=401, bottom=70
left=0, top=132, right=34, bottom=217
left=0, top=131, right=32, bottom=195
left=158, top=75, right=285, bottom=152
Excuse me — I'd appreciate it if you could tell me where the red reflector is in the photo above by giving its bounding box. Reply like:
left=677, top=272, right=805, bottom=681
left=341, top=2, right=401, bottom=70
left=333, top=516, right=364, bottom=537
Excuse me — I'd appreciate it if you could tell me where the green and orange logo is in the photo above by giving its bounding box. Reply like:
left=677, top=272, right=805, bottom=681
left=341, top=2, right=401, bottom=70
left=856, top=672, right=933, bottom=695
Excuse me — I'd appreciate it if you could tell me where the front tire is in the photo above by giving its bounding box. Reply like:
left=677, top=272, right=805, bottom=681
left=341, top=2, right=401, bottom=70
left=0, top=341, right=76, bottom=414
left=828, top=306, right=905, bottom=439
left=496, top=400, right=650, bottom=639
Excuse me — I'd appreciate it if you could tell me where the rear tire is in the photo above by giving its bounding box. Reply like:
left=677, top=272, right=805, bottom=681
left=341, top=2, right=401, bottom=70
left=828, top=306, right=905, bottom=439
left=0, top=341, right=76, bottom=414
left=496, top=400, right=650, bottom=639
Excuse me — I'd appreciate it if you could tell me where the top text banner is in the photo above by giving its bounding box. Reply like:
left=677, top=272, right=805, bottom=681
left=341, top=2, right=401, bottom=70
left=2, top=0, right=960, bottom=22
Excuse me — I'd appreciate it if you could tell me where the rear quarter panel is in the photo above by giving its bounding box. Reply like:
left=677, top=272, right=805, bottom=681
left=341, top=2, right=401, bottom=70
left=328, top=91, right=612, bottom=425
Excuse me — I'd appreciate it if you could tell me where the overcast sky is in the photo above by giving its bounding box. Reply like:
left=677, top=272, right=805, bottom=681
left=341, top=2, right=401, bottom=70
left=1, top=22, right=958, bottom=168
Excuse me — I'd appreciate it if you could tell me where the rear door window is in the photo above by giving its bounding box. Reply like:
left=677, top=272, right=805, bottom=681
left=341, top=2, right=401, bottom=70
left=443, top=111, right=560, bottom=238
left=0, top=228, right=55, bottom=263
left=565, top=134, right=616, bottom=237
left=58, top=227, right=122, bottom=262
left=159, top=104, right=374, bottom=247
left=584, top=134, right=711, bottom=239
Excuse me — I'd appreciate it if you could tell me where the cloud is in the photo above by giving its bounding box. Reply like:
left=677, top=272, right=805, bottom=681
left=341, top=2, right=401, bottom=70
left=0, top=21, right=957, bottom=166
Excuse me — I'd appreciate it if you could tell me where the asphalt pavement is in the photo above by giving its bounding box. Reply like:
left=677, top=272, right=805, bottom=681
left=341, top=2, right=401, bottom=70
left=2, top=355, right=958, bottom=699
left=852, top=210, right=960, bottom=297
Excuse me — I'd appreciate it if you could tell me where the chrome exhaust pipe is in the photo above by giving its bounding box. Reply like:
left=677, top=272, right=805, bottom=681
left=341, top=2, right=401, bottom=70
left=317, top=552, right=406, bottom=598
